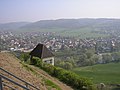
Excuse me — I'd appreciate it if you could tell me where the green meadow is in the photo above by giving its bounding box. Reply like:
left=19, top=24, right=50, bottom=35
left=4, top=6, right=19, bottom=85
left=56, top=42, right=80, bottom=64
left=16, top=27, right=108, bottom=39
left=72, top=62, right=120, bottom=84
left=56, top=28, right=108, bottom=39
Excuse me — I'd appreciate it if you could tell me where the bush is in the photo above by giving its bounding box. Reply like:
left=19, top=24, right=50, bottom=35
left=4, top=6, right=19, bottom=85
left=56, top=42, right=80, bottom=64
left=20, top=52, right=30, bottom=62
left=31, top=57, right=95, bottom=90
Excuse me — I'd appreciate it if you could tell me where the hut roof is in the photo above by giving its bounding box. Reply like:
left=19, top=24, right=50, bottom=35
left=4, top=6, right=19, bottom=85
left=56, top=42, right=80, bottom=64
left=30, top=43, right=54, bottom=59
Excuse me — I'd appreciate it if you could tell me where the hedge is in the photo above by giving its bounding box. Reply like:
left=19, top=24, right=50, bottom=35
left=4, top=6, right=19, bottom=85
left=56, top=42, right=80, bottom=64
left=32, top=57, right=95, bottom=90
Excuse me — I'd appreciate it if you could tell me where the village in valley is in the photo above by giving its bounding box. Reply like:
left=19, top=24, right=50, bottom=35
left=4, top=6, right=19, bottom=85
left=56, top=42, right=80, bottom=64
left=1, top=30, right=120, bottom=53
left=1, top=30, right=120, bottom=67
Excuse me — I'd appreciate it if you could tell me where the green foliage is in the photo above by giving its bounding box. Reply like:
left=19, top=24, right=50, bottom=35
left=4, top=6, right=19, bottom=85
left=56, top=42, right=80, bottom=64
left=20, top=52, right=30, bottom=62
left=32, top=57, right=94, bottom=90
left=111, top=52, right=120, bottom=62
left=90, top=55, right=100, bottom=64
left=78, top=54, right=88, bottom=66
left=56, top=61, right=73, bottom=70
left=102, top=54, right=112, bottom=63
left=64, top=62, right=73, bottom=70
left=85, top=49, right=95, bottom=59
left=55, top=48, right=99, bottom=67
left=30, top=57, right=41, bottom=65
left=44, top=79, right=62, bottom=90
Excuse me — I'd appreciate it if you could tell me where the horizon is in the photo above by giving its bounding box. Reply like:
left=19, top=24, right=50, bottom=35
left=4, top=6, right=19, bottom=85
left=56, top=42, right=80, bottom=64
left=0, top=0, right=120, bottom=23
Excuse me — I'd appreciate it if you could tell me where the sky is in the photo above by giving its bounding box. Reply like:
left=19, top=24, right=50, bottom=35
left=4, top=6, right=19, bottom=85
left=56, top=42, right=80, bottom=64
left=0, top=0, right=120, bottom=23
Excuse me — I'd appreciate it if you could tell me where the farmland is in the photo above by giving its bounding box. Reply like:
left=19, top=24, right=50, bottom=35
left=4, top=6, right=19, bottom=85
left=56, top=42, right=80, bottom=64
left=72, top=62, right=120, bottom=84
left=56, top=28, right=108, bottom=39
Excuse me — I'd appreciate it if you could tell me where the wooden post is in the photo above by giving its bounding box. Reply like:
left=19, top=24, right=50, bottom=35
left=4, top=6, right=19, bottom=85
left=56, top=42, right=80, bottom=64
left=30, top=55, right=33, bottom=64
left=0, top=77, right=3, bottom=90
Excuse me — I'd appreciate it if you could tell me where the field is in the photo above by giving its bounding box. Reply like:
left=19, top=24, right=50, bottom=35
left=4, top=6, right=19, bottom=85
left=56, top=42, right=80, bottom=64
left=56, top=28, right=108, bottom=39
left=16, top=27, right=108, bottom=39
left=72, top=62, right=120, bottom=84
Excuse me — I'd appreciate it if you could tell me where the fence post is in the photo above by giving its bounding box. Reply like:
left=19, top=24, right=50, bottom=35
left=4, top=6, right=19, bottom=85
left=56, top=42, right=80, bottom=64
left=25, top=83, right=29, bottom=89
left=0, top=77, right=3, bottom=90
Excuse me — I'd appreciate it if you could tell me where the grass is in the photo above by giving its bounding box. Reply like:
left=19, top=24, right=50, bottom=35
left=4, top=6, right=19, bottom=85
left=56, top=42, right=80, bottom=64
left=54, top=28, right=108, bottom=39
left=21, top=62, right=38, bottom=75
left=72, top=62, right=120, bottom=84
left=21, top=62, right=62, bottom=90
left=44, top=79, right=62, bottom=90
left=15, top=27, right=108, bottom=39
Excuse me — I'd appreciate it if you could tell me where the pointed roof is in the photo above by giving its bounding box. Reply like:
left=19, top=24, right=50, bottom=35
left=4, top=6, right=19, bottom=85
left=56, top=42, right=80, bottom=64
left=30, top=43, right=54, bottom=59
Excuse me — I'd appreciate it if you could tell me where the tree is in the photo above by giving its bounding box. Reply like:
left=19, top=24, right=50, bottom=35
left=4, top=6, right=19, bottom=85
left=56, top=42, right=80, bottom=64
left=86, top=52, right=93, bottom=59
left=90, top=55, right=99, bottom=64
left=77, top=54, right=87, bottom=66
left=102, top=54, right=112, bottom=63
left=64, top=62, right=73, bottom=70
left=20, top=53, right=30, bottom=62
left=111, top=52, right=120, bottom=62
left=85, top=48, right=95, bottom=59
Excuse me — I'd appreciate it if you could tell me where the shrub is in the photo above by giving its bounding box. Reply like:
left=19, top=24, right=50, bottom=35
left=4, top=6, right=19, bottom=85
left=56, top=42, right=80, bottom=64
left=31, top=57, right=95, bottom=90
left=20, top=52, right=30, bottom=62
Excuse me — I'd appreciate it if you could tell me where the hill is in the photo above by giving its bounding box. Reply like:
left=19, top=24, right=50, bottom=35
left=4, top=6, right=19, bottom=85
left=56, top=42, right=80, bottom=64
left=0, top=18, right=120, bottom=32
left=72, top=63, right=120, bottom=84
left=0, top=52, right=73, bottom=90
left=0, top=22, right=30, bottom=31
left=21, top=18, right=120, bottom=30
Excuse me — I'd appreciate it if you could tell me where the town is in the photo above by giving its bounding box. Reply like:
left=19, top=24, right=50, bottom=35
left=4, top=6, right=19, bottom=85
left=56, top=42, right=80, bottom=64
left=1, top=30, right=120, bottom=54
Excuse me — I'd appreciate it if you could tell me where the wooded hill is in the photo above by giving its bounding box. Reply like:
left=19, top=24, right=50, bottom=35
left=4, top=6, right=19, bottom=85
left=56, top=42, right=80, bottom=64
left=0, top=18, right=120, bottom=32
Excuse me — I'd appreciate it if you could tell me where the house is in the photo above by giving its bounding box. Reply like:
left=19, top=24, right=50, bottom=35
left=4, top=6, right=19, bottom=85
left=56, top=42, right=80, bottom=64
left=29, top=43, right=54, bottom=65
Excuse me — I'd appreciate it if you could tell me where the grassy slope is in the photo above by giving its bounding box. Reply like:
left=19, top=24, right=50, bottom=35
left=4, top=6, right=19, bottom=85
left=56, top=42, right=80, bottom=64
left=72, top=62, right=120, bottom=84
left=0, top=52, right=73, bottom=90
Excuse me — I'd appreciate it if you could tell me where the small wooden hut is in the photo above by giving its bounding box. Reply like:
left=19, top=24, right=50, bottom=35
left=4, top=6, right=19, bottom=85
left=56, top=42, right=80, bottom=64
left=30, top=43, right=54, bottom=65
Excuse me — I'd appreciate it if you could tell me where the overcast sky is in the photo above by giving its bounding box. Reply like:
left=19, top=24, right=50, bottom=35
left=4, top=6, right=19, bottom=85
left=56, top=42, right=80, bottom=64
left=0, top=0, right=120, bottom=23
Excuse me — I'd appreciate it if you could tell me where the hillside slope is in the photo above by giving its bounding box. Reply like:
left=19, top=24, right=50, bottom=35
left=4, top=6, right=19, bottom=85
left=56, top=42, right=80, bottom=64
left=0, top=52, right=73, bottom=90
